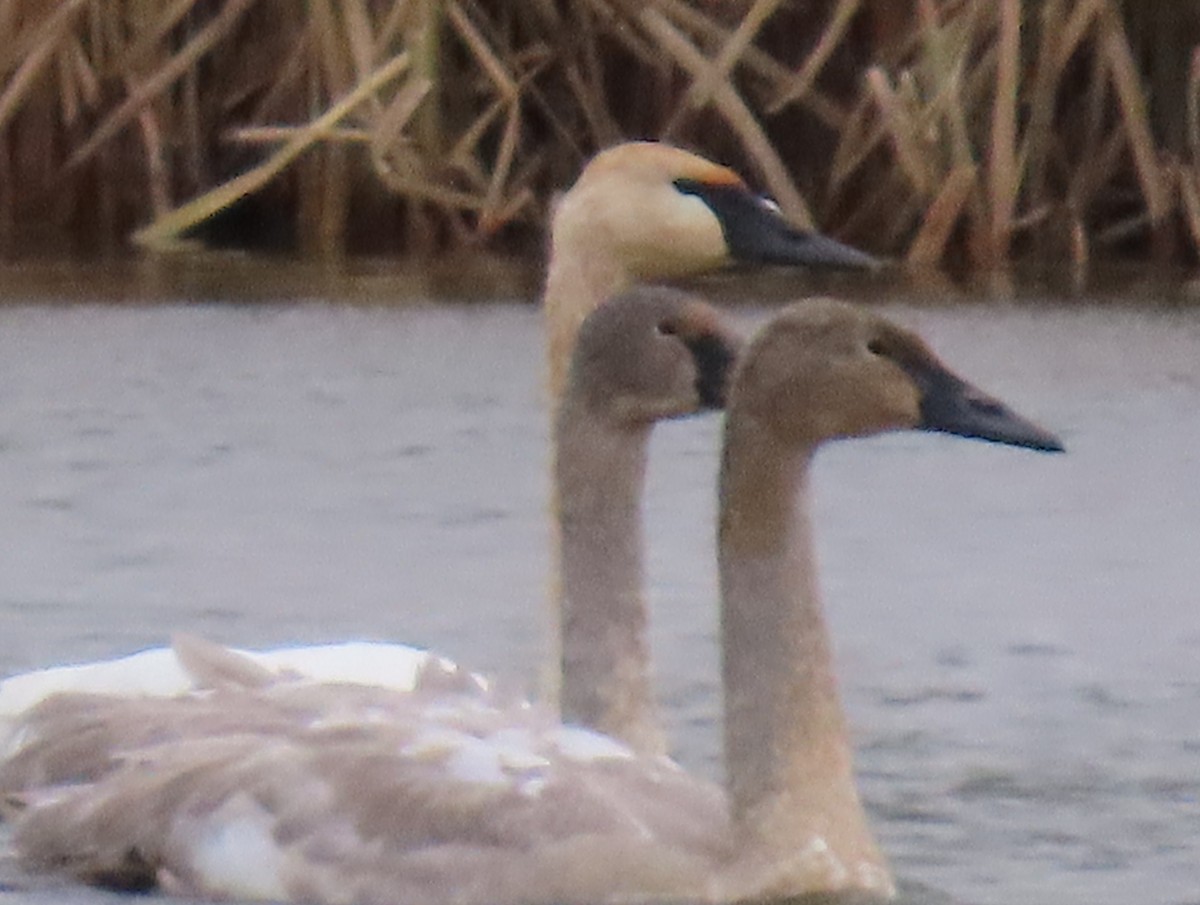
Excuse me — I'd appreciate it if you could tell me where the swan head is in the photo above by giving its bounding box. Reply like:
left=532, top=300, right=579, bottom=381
left=551, top=142, right=879, bottom=284
left=566, top=287, right=742, bottom=425
left=732, top=299, right=1065, bottom=452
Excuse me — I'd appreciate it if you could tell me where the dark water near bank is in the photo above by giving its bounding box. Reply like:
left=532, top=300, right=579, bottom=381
left=0, top=259, right=1198, bottom=905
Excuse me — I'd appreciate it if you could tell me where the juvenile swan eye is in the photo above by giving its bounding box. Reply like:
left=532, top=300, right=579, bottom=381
left=867, top=338, right=886, bottom=356
left=656, top=319, right=679, bottom=337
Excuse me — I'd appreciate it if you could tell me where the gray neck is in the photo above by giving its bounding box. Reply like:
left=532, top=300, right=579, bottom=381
left=718, top=416, right=890, bottom=891
left=555, top=399, right=665, bottom=756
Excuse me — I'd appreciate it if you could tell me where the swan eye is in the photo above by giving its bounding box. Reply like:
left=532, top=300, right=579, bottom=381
left=758, top=196, right=781, bottom=214
left=656, top=319, right=679, bottom=337
left=867, top=338, right=887, bottom=357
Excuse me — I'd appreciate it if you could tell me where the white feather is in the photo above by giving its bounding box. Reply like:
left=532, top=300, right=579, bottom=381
left=184, top=796, right=290, bottom=902
left=0, top=641, right=459, bottom=719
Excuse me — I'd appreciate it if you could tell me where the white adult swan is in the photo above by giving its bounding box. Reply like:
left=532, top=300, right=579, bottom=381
left=2, top=299, right=1061, bottom=904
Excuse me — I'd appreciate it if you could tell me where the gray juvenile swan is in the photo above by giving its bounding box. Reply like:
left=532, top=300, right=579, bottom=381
left=556, top=288, right=739, bottom=754
left=2, top=299, right=1061, bottom=905
left=0, top=288, right=739, bottom=783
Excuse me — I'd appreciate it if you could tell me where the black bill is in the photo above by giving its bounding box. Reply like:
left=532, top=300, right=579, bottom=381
left=917, top=366, right=1065, bottom=453
left=673, top=178, right=881, bottom=271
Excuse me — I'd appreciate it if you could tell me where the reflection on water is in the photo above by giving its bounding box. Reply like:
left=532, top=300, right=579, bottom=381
left=0, top=263, right=1198, bottom=905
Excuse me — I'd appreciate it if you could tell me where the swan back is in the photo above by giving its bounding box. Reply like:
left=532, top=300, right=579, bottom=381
left=7, top=670, right=729, bottom=905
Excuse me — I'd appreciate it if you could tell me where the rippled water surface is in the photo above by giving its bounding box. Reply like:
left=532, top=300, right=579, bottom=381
left=0, top=264, right=1198, bottom=905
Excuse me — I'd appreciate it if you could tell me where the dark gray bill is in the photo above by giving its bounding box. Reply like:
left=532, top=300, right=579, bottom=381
left=673, top=178, right=881, bottom=270
left=682, top=331, right=740, bottom=409
left=917, top=366, right=1064, bottom=453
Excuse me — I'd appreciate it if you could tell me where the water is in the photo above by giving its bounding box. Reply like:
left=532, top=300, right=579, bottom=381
left=0, top=269, right=1197, bottom=905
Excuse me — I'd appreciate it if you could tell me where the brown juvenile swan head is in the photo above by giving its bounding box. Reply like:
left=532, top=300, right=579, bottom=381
left=729, top=298, right=1064, bottom=452
left=564, top=286, right=742, bottom=426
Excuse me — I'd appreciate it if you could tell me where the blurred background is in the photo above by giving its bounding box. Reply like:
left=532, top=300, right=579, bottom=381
left=0, top=0, right=1199, bottom=274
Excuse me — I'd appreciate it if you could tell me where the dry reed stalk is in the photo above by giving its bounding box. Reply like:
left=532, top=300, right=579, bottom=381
left=409, top=0, right=444, bottom=156
left=134, top=51, right=416, bottom=248
left=342, top=0, right=379, bottom=86
left=864, top=67, right=934, bottom=197
left=180, top=58, right=204, bottom=194
left=1069, top=211, right=1089, bottom=278
left=986, top=0, right=1019, bottom=266
left=907, top=163, right=976, bottom=264
left=913, top=0, right=985, bottom=240
left=0, top=0, right=87, bottom=133
left=828, top=94, right=884, bottom=193
left=55, top=37, right=80, bottom=127
left=229, top=126, right=371, bottom=145
left=1178, top=163, right=1200, bottom=252
left=445, top=2, right=518, bottom=101
left=563, top=1, right=621, bottom=146
left=1189, top=48, right=1200, bottom=165
left=578, top=0, right=661, bottom=67
left=654, top=0, right=846, bottom=129
left=661, top=0, right=786, bottom=137
left=1021, top=0, right=1070, bottom=206
left=0, top=113, right=10, bottom=249
left=480, top=103, right=523, bottom=229
left=121, top=0, right=197, bottom=72
left=0, top=1, right=16, bottom=62
left=65, top=37, right=101, bottom=118
left=319, top=144, right=350, bottom=256
left=310, top=0, right=352, bottom=98
left=130, top=77, right=171, bottom=219
left=767, top=0, right=862, bottom=113
left=1053, top=0, right=1106, bottom=74
left=372, top=77, right=434, bottom=159
left=65, top=0, right=258, bottom=172
left=1097, top=5, right=1168, bottom=223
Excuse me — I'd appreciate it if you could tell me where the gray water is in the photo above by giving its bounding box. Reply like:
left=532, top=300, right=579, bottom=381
left=0, top=274, right=1197, bottom=905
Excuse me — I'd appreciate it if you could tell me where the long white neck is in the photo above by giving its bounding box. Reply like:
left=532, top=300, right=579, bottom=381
left=555, top=401, right=665, bottom=756
left=718, top=416, right=891, bottom=896
left=543, top=240, right=630, bottom=402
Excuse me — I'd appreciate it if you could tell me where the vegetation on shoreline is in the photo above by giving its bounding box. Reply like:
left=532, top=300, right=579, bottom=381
left=1, top=1, right=1198, bottom=270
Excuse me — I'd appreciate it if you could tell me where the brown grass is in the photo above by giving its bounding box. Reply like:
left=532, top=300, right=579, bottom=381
left=0, top=0, right=1198, bottom=269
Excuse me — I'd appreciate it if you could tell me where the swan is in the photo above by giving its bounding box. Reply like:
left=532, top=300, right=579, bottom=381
left=2, top=298, right=1062, bottom=904
left=0, top=287, right=740, bottom=773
